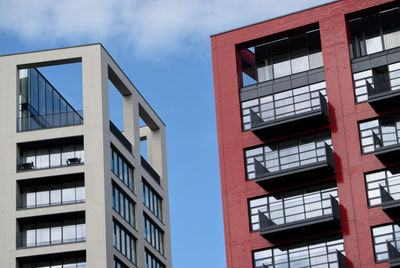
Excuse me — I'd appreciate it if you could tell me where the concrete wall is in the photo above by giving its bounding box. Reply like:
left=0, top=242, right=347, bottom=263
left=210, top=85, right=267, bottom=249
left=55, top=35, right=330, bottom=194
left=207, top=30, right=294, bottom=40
left=0, top=44, right=172, bottom=268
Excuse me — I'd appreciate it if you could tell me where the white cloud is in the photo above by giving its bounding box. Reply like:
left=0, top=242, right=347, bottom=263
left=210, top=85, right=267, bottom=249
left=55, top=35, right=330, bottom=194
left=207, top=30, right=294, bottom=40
left=0, top=0, right=332, bottom=58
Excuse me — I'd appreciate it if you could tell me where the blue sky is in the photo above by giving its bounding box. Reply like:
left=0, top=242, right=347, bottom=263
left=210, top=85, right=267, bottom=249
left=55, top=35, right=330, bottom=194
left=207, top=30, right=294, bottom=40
left=0, top=0, right=332, bottom=267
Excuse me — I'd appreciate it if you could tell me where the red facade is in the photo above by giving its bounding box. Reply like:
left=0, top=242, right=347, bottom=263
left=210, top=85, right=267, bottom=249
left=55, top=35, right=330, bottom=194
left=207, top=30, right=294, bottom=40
left=211, top=0, right=400, bottom=267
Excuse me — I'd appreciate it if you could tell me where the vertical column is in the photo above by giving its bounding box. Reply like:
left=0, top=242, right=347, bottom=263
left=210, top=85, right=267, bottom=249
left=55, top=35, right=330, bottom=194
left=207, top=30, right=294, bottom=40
left=82, top=46, right=111, bottom=268
left=0, top=59, right=18, bottom=268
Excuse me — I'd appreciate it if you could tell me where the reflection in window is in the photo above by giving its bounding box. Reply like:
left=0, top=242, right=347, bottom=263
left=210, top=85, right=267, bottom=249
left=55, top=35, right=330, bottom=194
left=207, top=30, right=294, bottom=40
left=352, top=62, right=400, bottom=103
left=144, top=215, right=164, bottom=254
left=348, top=7, right=400, bottom=58
left=113, top=257, right=129, bottom=268
left=249, top=182, right=338, bottom=231
left=111, top=146, right=134, bottom=191
left=145, top=250, right=165, bottom=268
left=253, top=236, right=344, bottom=267
left=143, top=181, right=162, bottom=221
left=18, top=68, right=83, bottom=132
left=365, top=169, right=400, bottom=206
left=112, top=219, right=136, bottom=264
left=358, top=114, right=400, bottom=153
left=18, top=218, right=85, bottom=248
left=241, top=82, right=326, bottom=130
left=19, top=180, right=85, bottom=209
left=372, top=223, right=400, bottom=261
left=245, top=131, right=332, bottom=180
left=112, top=183, right=135, bottom=227
left=241, top=29, right=323, bottom=87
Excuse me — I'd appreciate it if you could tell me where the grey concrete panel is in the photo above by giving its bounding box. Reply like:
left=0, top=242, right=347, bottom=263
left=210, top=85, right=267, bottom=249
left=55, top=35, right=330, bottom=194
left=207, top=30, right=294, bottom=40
left=370, top=55, right=388, bottom=68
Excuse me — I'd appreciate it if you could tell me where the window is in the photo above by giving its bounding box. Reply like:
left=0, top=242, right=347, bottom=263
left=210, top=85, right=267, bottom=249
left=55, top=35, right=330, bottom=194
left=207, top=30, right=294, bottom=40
left=113, top=257, right=129, bottom=268
left=372, top=223, right=400, bottom=262
left=241, top=82, right=327, bottom=130
left=253, top=236, right=344, bottom=267
left=241, top=29, right=323, bottom=87
left=144, top=215, right=164, bottom=254
left=366, top=169, right=400, bottom=206
left=18, top=218, right=85, bottom=248
left=348, top=7, right=400, bottom=58
left=352, top=62, right=400, bottom=103
left=143, top=181, right=163, bottom=221
left=145, top=250, right=165, bottom=268
left=112, top=183, right=135, bottom=227
left=18, top=68, right=83, bottom=132
left=111, top=146, right=134, bottom=192
left=249, top=182, right=338, bottom=231
left=112, top=220, right=136, bottom=264
left=358, top=114, right=400, bottom=154
left=19, top=180, right=85, bottom=209
left=245, top=131, right=332, bottom=180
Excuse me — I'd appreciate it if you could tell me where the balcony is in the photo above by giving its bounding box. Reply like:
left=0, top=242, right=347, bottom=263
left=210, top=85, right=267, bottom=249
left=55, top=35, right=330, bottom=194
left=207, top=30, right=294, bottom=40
left=254, top=143, right=335, bottom=189
left=256, top=250, right=346, bottom=268
left=366, top=70, right=400, bottom=112
left=380, top=185, right=400, bottom=217
left=373, top=132, right=400, bottom=163
left=258, top=196, right=341, bottom=241
left=18, top=137, right=84, bottom=171
left=387, top=242, right=400, bottom=268
left=250, top=92, right=329, bottom=139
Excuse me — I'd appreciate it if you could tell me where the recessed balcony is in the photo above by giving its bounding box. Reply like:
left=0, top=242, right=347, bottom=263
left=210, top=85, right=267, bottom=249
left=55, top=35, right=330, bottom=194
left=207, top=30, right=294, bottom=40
left=258, top=196, right=341, bottom=241
left=250, top=92, right=329, bottom=140
left=380, top=185, right=400, bottom=217
left=366, top=73, right=400, bottom=112
left=254, top=143, right=335, bottom=189
left=387, top=242, right=400, bottom=268
left=373, top=132, right=400, bottom=163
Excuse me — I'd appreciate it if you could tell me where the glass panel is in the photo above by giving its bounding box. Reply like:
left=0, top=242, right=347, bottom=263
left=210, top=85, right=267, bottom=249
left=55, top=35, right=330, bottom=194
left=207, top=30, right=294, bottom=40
left=62, top=221, right=76, bottom=243
left=50, top=147, right=61, bottom=167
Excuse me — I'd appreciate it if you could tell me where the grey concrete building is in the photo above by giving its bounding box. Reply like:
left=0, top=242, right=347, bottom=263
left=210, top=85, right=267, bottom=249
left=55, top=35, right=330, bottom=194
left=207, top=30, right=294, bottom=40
left=0, top=44, right=172, bottom=268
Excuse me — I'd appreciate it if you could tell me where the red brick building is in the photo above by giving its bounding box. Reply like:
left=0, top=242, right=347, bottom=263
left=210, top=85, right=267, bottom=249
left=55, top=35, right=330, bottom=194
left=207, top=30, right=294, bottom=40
left=211, top=0, right=400, bottom=267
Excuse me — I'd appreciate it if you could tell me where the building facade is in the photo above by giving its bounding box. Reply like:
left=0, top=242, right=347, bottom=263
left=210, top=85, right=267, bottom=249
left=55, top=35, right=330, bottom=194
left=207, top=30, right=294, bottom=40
left=0, top=44, right=172, bottom=268
left=211, top=0, right=400, bottom=267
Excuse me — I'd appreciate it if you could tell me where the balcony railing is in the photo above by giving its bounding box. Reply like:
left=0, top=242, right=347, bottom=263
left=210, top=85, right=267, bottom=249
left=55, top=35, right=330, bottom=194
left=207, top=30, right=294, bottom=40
left=254, top=143, right=335, bottom=189
left=366, top=76, right=400, bottom=112
left=141, top=156, right=160, bottom=185
left=242, top=52, right=323, bottom=87
left=387, top=241, right=400, bottom=268
left=18, top=155, right=83, bottom=171
left=250, top=92, right=329, bottom=139
left=109, top=120, right=132, bottom=153
left=260, top=250, right=346, bottom=268
left=258, top=195, right=341, bottom=241
left=18, top=103, right=83, bottom=132
left=380, top=185, right=400, bottom=217
left=373, top=132, right=400, bottom=163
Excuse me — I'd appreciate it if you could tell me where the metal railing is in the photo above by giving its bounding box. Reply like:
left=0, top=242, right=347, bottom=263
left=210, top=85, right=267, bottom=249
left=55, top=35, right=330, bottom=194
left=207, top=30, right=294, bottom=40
left=259, top=195, right=340, bottom=229
left=261, top=250, right=346, bottom=268
left=250, top=92, right=328, bottom=128
left=254, top=142, right=334, bottom=178
left=242, top=52, right=323, bottom=87
left=18, top=108, right=83, bottom=131
left=387, top=241, right=400, bottom=264
left=366, top=77, right=392, bottom=98
left=17, top=156, right=83, bottom=171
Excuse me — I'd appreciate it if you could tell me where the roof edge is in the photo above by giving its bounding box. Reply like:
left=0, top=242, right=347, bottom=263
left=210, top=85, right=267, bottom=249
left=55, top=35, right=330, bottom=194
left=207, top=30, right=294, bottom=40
left=210, top=0, right=341, bottom=38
